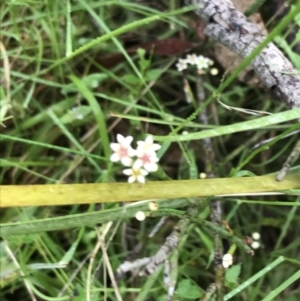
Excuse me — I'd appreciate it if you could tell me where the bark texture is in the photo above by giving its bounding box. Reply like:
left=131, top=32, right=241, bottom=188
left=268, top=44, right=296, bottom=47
left=212, top=0, right=267, bottom=86
left=186, top=0, right=300, bottom=110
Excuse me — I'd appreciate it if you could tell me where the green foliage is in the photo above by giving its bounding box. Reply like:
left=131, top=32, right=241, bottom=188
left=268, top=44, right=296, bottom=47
left=1, top=0, right=300, bottom=301
left=176, top=279, right=203, bottom=299
left=225, top=264, right=241, bottom=289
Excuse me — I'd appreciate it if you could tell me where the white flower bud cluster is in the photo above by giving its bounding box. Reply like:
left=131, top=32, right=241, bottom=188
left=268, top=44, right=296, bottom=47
left=251, top=232, right=261, bottom=249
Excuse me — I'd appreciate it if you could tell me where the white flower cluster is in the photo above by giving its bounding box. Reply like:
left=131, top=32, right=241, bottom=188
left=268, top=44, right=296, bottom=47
left=176, top=53, right=214, bottom=72
left=110, top=134, right=161, bottom=183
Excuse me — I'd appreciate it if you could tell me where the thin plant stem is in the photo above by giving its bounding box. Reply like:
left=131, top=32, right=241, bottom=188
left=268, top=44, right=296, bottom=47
left=97, top=226, right=123, bottom=301
left=200, top=283, right=218, bottom=301
left=277, top=139, right=300, bottom=181
left=4, top=241, right=37, bottom=301
left=139, top=205, right=200, bottom=276
left=196, top=73, right=224, bottom=300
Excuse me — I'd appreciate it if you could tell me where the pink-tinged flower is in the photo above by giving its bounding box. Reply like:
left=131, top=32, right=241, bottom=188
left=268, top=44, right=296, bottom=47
left=123, top=161, right=148, bottom=183
left=136, top=151, right=159, bottom=172
left=110, top=134, right=136, bottom=166
left=137, top=136, right=161, bottom=154
left=176, top=58, right=188, bottom=72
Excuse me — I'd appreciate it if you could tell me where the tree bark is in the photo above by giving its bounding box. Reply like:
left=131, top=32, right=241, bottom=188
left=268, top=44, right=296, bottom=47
left=185, top=0, right=300, bottom=110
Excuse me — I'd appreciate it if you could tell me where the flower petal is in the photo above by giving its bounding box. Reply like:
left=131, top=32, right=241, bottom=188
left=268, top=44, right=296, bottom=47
left=144, top=162, right=158, bottom=172
left=110, top=153, right=120, bottom=162
left=132, top=160, right=143, bottom=169
left=110, top=143, right=120, bottom=152
left=140, top=169, right=149, bottom=176
left=137, top=175, right=145, bottom=183
left=124, top=136, right=133, bottom=144
left=121, top=157, right=133, bottom=166
left=116, top=134, right=125, bottom=143
left=127, top=148, right=136, bottom=157
left=128, top=176, right=136, bottom=183
left=123, top=169, right=132, bottom=176
left=136, top=140, right=145, bottom=148
left=145, top=136, right=153, bottom=144
left=152, top=144, right=161, bottom=151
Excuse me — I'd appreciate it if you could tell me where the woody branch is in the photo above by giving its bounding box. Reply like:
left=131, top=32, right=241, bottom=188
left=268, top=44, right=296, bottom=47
left=185, top=0, right=300, bottom=110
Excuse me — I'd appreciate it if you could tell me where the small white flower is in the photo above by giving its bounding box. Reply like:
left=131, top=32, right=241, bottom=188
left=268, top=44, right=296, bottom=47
left=135, top=136, right=160, bottom=172
left=123, top=160, right=148, bottom=183
left=136, top=151, right=159, bottom=172
left=222, top=253, right=233, bottom=269
left=110, top=134, right=136, bottom=166
left=251, top=241, right=260, bottom=249
left=196, top=55, right=210, bottom=70
left=252, top=232, right=261, bottom=240
left=176, top=58, right=188, bottom=71
left=186, top=53, right=198, bottom=65
left=137, top=136, right=161, bottom=154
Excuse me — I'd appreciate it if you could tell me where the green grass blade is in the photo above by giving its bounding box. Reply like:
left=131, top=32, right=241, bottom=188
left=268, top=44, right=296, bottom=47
left=69, top=75, right=110, bottom=159
left=47, top=108, right=103, bottom=172
left=154, top=110, right=300, bottom=142
left=224, top=256, right=285, bottom=300
left=0, top=199, right=188, bottom=236
left=261, top=269, right=300, bottom=301
left=65, top=0, right=72, bottom=56
left=0, top=133, right=105, bottom=161
left=45, top=5, right=196, bottom=71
